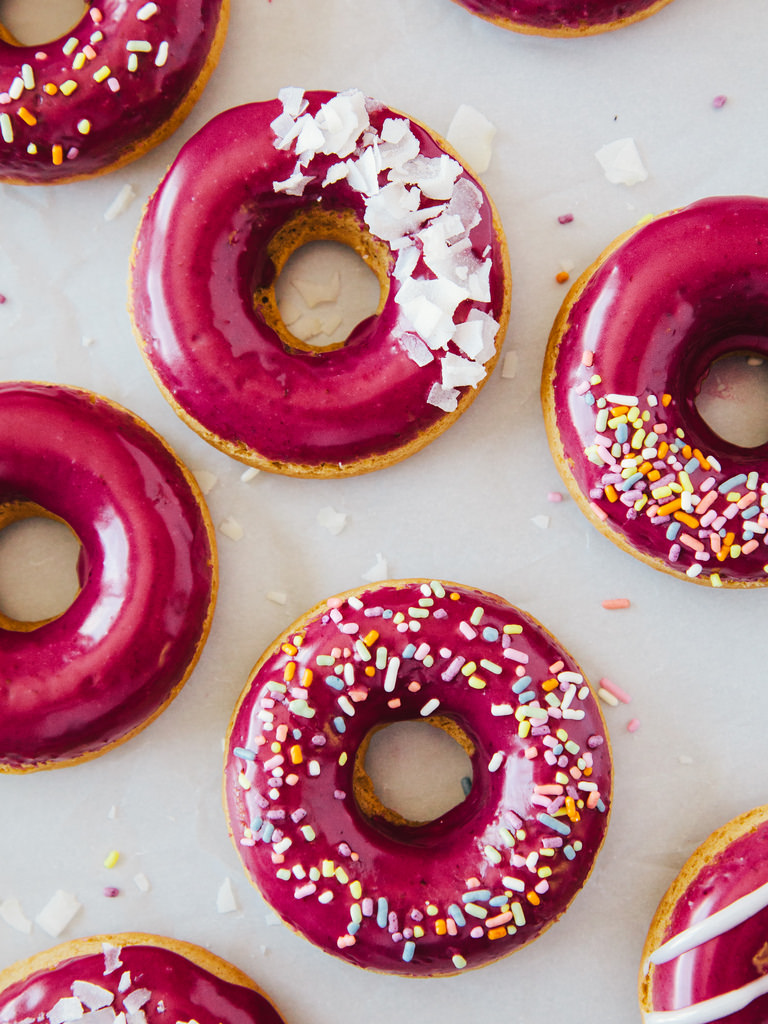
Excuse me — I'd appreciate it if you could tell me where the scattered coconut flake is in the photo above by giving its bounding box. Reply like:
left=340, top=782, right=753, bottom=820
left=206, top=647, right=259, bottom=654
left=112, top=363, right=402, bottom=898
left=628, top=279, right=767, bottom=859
left=501, top=350, right=518, bottom=380
left=362, top=552, right=388, bottom=582
left=531, top=515, right=550, bottom=530
left=107, top=805, right=118, bottom=819
left=117, top=972, right=131, bottom=993
left=102, top=944, right=123, bottom=975
left=446, top=104, right=496, bottom=174
left=49, top=998, right=84, bottom=1024
left=82, top=335, right=96, bottom=348
left=72, top=982, right=114, bottom=1011
left=240, top=467, right=260, bottom=483
left=441, top=351, right=486, bottom=390
left=426, top=381, right=459, bottom=412
left=291, top=270, right=341, bottom=308
left=219, top=517, right=244, bottom=541
left=216, top=877, right=238, bottom=914
left=104, top=183, right=136, bottom=221
left=595, top=138, right=648, bottom=186
left=122, top=991, right=150, bottom=1016
left=36, top=890, right=81, bottom=937
left=0, top=897, right=32, bottom=933
left=317, top=506, right=348, bottom=535
left=193, top=469, right=218, bottom=495
left=266, top=590, right=288, bottom=605
left=399, top=332, right=434, bottom=367
left=133, top=873, right=151, bottom=893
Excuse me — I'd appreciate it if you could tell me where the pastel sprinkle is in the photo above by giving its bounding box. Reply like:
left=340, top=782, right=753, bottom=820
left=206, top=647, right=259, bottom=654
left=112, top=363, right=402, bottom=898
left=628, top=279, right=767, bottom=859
left=103, top=850, right=120, bottom=869
left=601, top=598, right=630, bottom=610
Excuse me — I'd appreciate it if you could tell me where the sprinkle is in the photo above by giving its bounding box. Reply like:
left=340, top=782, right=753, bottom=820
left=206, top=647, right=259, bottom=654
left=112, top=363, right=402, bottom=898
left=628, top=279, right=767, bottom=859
left=155, top=40, right=169, bottom=67
left=555, top=270, right=570, bottom=284
left=137, top=1, right=159, bottom=17
left=558, top=213, right=574, bottom=224
left=420, top=697, right=440, bottom=716
left=93, top=65, right=111, bottom=82
left=601, top=598, right=630, bottom=610
left=0, top=113, right=12, bottom=143
left=60, top=80, right=78, bottom=96
left=712, top=94, right=727, bottom=108
left=598, top=677, right=632, bottom=703
left=627, top=718, right=641, bottom=733
left=488, top=751, right=505, bottom=773
left=537, top=813, right=571, bottom=837
left=103, top=850, right=120, bottom=868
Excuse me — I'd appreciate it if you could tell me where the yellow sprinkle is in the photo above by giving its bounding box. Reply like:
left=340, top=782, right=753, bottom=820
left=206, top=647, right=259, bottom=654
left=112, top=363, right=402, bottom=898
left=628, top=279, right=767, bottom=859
left=467, top=674, right=486, bottom=690
left=73, top=52, right=86, bottom=71
left=362, top=630, right=379, bottom=647
left=335, top=867, right=349, bottom=885
left=349, top=880, right=362, bottom=900
left=103, top=850, right=120, bottom=869
left=710, top=573, right=723, bottom=588
left=93, top=65, right=111, bottom=82
left=77, top=119, right=91, bottom=135
left=503, top=624, right=523, bottom=634
left=60, top=80, right=78, bottom=96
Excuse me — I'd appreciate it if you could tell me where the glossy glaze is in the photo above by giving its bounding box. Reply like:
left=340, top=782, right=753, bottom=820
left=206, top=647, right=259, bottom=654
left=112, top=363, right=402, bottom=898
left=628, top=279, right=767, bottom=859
left=130, top=90, right=509, bottom=476
left=544, top=196, right=768, bottom=586
left=643, top=813, right=768, bottom=1023
left=224, top=580, right=611, bottom=975
left=0, top=382, right=216, bottom=770
left=0, top=0, right=227, bottom=184
left=0, top=938, right=284, bottom=1024
left=452, top=0, right=673, bottom=33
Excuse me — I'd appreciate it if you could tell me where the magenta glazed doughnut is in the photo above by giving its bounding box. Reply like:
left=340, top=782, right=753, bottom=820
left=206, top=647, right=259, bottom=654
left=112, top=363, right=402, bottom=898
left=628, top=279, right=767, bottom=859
left=0, top=0, right=229, bottom=185
left=129, top=89, right=510, bottom=478
left=0, top=934, right=285, bottom=1024
left=224, top=579, right=612, bottom=975
left=0, top=382, right=217, bottom=772
left=450, top=0, right=675, bottom=35
left=640, top=805, right=768, bottom=1023
left=542, top=196, right=768, bottom=588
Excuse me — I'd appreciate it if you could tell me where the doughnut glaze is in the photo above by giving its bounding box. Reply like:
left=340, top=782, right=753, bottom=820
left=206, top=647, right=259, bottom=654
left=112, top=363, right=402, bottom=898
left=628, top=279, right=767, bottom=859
left=224, top=579, right=612, bottom=975
left=129, top=89, right=510, bottom=477
left=450, top=0, right=674, bottom=36
left=0, top=0, right=229, bottom=185
left=0, top=934, right=285, bottom=1024
left=0, top=382, right=217, bottom=772
left=542, top=196, right=768, bottom=587
left=640, top=806, right=768, bottom=1023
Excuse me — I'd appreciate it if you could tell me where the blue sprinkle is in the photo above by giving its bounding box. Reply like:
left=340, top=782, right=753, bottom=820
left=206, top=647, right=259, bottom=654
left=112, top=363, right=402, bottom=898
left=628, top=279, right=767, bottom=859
left=584, top=392, right=595, bottom=406
left=347, top=921, right=360, bottom=935
left=563, top=845, right=576, bottom=861
left=718, top=473, right=747, bottom=494
left=517, top=690, right=536, bottom=704
left=292, top=729, right=302, bottom=739
left=596, top=799, right=606, bottom=813
left=382, top=609, right=393, bottom=619
left=261, top=822, right=275, bottom=843
left=537, top=813, right=571, bottom=837
left=324, top=675, right=344, bottom=691
left=333, top=716, right=346, bottom=734
left=462, top=889, right=491, bottom=903
left=377, top=897, right=389, bottom=928
left=402, top=940, right=416, bottom=963
left=234, top=746, right=256, bottom=760
left=616, top=422, right=629, bottom=444
left=666, top=521, right=681, bottom=541
left=489, top=895, right=508, bottom=907
left=622, top=472, right=643, bottom=491
left=402, top=643, right=417, bottom=659
left=482, top=627, right=500, bottom=642
left=250, top=815, right=263, bottom=833
left=742, top=505, right=760, bottom=520
left=684, top=457, right=700, bottom=474
left=512, top=675, right=532, bottom=693
left=461, top=776, right=473, bottom=796
left=552, top=744, right=563, bottom=756
left=448, top=903, right=466, bottom=927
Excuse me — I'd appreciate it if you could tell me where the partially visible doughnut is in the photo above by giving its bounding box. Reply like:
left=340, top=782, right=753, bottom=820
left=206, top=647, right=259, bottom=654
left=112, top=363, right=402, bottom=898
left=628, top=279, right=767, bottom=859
left=129, top=89, right=510, bottom=477
left=640, top=805, right=768, bottom=1023
left=450, top=0, right=675, bottom=36
left=0, top=0, right=229, bottom=184
left=542, top=196, right=768, bottom=587
left=0, top=382, right=217, bottom=772
left=0, top=934, right=285, bottom=1024
left=224, top=579, right=612, bottom=975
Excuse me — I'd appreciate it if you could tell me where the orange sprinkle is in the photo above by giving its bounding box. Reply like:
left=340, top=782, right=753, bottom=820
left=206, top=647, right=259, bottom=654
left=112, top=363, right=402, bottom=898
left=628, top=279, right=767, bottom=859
left=487, top=926, right=508, bottom=941
left=662, top=393, right=672, bottom=406
left=555, top=270, right=570, bottom=284
left=362, top=629, right=379, bottom=648
left=301, top=668, right=313, bottom=687
left=638, top=461, right=654, bottom=475
left=657, top=498, right=682, bottom=515
left=693, top=448, right=711, bottom=470
left=565, top=796, right=580, bottom=822
left=604, top=484, right=619, bottom=503
left=658, top=441, right=669, bottom=458
left=283, top=661, right=296, bottom=682
left=52, top=144, right=63, bottom=165
left=674, top=510, right=700, bottom=530
left=435, top=919, right=447, bottom=936
left=44, top=82, right=58, bottom=95
left=542, top=678, right=560, bottom=692
left=647, top=469, right=661, bottom=483
left=289, top=744, right=303, bottom=765
left=17, top=107, right=37, bottom=126
left=526, top=891, right=541, bottom=907
left=282, top=642, right=298, bottom=656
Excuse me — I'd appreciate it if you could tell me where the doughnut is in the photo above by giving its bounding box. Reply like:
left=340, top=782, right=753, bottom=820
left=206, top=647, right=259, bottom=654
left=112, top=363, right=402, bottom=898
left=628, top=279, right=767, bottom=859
left=224, top=578, right=612, bottom=975
left=0, top=382, right=217, bottom=772
left=0, top=0, right=229, bottom=185
left=129, top=88, right=510, bottom=478
left=449, top=0, right=675, bottom=36
left=639, top=805, right=768, bottom=1023
left=542, top=196, right=768, bottom=588
left=0, top=934, right=285, bottom=1024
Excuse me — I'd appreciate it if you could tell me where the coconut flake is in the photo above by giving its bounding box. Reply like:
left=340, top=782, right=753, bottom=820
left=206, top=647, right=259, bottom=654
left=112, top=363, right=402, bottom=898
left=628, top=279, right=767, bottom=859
left=122, top=992, right=150, bottom=1016
left=446, top=104, right=496, bottom=173
left=0, top=897, right=32, bottom=933
left=219, top=517, right=244, bottom=541
left=72, top=983, right=114, bottom=1012
left=441, top=352, right=486, bottom=390
left=133, top=873, right=151, bottom=893
left=398, top=332, right=434, bottom=367
left=426, top=382, right=460, bottom=412
left=266, top=590, right=288, bottom=605
left=104, top=183, right=135, bottom=221
left=49, top=999, right=84, bottom=1024
left=501, top=350, right=518, bottom=379
left=36, top=890, right=81, bottom=937
left=216, top=877, right=238, bottom=914
left=362, top=553, right=388, bottom=582
left=193, top=469, right=218, bottom=495
left=317, top=506, right=348, bottom=535
left=595, top=138, right=648, bottom=186
left=102, top=945, right=123, bottom=976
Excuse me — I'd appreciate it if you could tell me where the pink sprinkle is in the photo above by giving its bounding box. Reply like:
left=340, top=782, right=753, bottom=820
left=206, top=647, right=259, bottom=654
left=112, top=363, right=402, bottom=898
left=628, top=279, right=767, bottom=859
left=627, top=718, right=641, bottom=733
left=712, top=94, right=727, bottom=109
left=589, top=500, right=609, bottom=522
left=0, top=294, right=6, bottom=304
left=558, top=213, right=574, bottom=224
left=598, top=676, right=632, bottom=704
left=601, top=598, right=630, bottom=610
left=35, top=52, right=48, bottom=61
left=581, top=349, right=594, bottom=367
left=326, top=597, right=343, bottom=608
left=103, top=886, right=120, bottom=898
left=547, top=491, right=563, bottom=503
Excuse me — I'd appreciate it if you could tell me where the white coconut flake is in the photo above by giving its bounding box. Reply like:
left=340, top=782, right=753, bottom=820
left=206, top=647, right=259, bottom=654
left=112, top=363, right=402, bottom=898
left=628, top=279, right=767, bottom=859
left=36, top=890, right=81, bottom=937
left=441, top=351, right=486, bottom=390
left=104, top=184, right=136, bottom=221
left=399, top=332, right=434, bottom=367
left=117, top=973, right=131, bottom=994
left=122, top=991, right=150, bottom=1016
left=133, top=873, right=151, bottom=893
left=446, top=104, right=496, bottom=173
left=531, top=515, right=551, bottom=530
left=219, top=517, right=244, bottom=541
left=595, top=138, right=648, bottom=186
left=102, top=945, right=123, bottom=976
left=426, top=382, right=460, bottom=412
left=49, top=998, right=84, bottom=1024
left=72, top=984, right=114, bottom=1012
left=193, top=469, right=218, bottom=495
left=362, top=553, right=388, bottom=582
left=240, top=467, right=260, bottom=483
left=266, top=590, right=288, bottom=605
left=78, top=1010, right=117, bottom=1024
left=278, top=86, right=307, bottom=119
left=216, top=877, right=238, bottom=914
left=317, top=506, right=348, bottom=535
left=291, top=270, right=341, bottom=309
left=501, top=350, right=518, bottom=379
left=0, top=897, right=32, bottom=933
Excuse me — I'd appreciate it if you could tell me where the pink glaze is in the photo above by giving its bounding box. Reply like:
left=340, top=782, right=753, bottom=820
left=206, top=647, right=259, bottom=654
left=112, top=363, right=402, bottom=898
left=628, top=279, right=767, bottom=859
left=0, top=0, right=227, bottom=184
left=130, top=90, right=509, bottom=476
left=0, top=940, right=284, bottom=1024
left=0, top=382, right=216, bottom=770
left=645, top=816, right=768, bottom=1023
left=545, top=196, right=768, bottom=586
left=452, top=0, right=671, bottom=32
left=224, top=580, right=612, bottom=975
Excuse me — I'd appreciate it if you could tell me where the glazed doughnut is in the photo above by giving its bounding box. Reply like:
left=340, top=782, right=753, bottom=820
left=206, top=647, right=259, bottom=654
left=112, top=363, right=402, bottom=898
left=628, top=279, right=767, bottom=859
left=0, top=934, right=285, bottom=1024
left=0, top=382, right=217, bottom=772
left=129, top=88, right=510, bottom=478
left=0, top=0, right=229, bottom=185
left=450, top=0, right=675, bottom=36
left=224, top=579, right=612, bottom=975
left=542, top=196, right=768, bottom=588
left=640, top=805, right=768, bottom=1023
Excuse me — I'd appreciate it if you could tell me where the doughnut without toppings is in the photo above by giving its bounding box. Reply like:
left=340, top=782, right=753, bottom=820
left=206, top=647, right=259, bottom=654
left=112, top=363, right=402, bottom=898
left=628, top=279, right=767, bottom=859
left=129, top=89, right=510, bottom=477
left=0, top=934, right=285, bottom=1024
left=0, top=382, right=217, bottom=772
left=450, top=0, right=675, bottom=35
left=0, top=0, right=229, bottom=184
left=542, top=196, right=768, bottom=587
left=224, top=579, right=612, bottom=975
left=640, top=805, right=768, bottom=1023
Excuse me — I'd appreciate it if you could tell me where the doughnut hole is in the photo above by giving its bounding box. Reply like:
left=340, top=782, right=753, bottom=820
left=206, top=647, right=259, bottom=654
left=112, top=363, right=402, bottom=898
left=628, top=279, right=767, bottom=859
left=0, top=0, right=88, bottom=45
left=353, top=716, right=475, bottom=832
left=254, top=207, right=390, bottom=352
left=695, top=343, right=768, bottom=449
left=0, top=502, right=81, bottom=630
